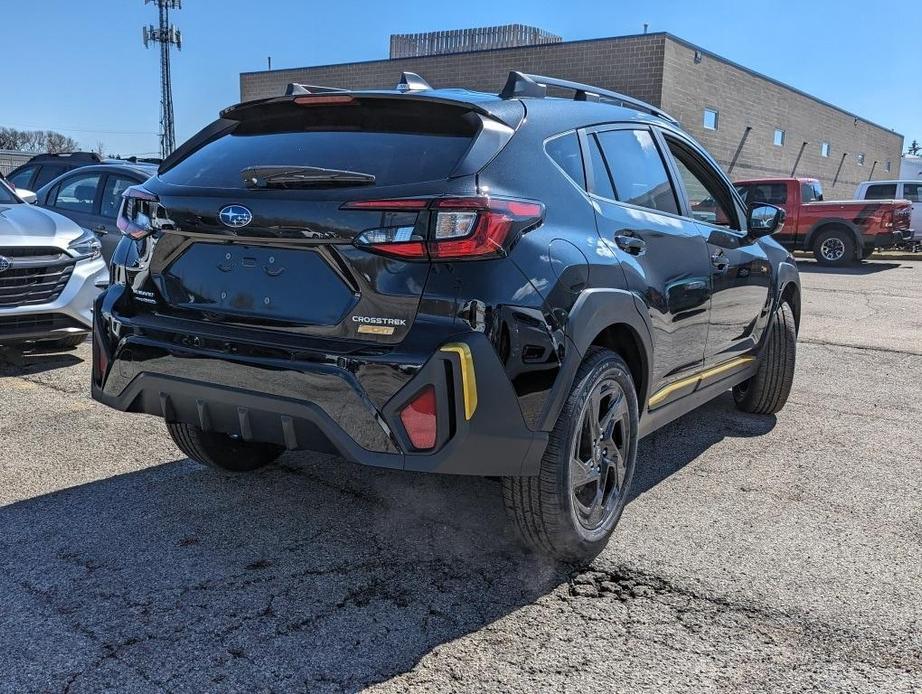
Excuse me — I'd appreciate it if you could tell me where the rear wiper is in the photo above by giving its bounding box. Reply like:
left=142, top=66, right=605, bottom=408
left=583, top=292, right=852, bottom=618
left=242, top=165, right=375, bottom=189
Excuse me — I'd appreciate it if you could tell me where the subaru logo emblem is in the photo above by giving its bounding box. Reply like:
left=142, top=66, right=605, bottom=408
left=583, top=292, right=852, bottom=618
left=218, top=205, right=253, bottom=228
left=0, top=256, right=10, bottom=273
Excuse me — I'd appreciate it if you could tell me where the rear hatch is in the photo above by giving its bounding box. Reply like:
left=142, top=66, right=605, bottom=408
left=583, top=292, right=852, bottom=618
left=130, top=95, right=517, bottom=345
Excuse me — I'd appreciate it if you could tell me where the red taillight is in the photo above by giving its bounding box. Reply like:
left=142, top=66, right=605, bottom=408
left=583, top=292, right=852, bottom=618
left=344, top=196, right=544, bottom=260
left=117, top=185, right=164, bottom=240
left=399, top=386, right=437, bottom=450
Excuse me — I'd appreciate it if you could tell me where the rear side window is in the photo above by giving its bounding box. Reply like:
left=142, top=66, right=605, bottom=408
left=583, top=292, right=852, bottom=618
left=904, top=183, right=922, bottom=202
left=52, top=172, right=101, bottom=213
left=864, top=183, right=898, bottom=200
left=545, top=133, right=585, bottom=188
left=33, top=165, right=68, bottom=190
left=160, top=101, right=478, bottom=189
left=595, top=129, right=678, bottom=215
left=736, top=183, right=788, bottom=206
left=8, top=166, right=36, bottom=189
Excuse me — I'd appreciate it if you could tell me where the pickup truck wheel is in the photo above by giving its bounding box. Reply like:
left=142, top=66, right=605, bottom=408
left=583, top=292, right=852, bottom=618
left=166, top=422, right=285, bottom=472
left=813, top=228, right=855, bottom=266
left=503, top=348, right=638, bottom=564
left=733, top=302, right=796, bottom=414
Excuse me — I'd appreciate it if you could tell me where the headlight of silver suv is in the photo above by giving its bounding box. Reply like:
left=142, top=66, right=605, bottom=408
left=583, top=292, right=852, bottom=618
left=68, top=229, right=102, bottom=260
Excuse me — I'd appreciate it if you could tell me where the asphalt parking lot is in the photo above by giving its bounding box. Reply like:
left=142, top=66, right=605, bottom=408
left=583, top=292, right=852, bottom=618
left=1, top=259, right=920, bottom=693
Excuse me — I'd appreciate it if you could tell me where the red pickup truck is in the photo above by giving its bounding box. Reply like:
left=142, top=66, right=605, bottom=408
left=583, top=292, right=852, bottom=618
left=733, top=177, right=912, bottom=266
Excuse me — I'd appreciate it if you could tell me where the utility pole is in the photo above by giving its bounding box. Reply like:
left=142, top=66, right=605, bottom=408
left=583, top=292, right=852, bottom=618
left=143, top=0, right=182, bottom=158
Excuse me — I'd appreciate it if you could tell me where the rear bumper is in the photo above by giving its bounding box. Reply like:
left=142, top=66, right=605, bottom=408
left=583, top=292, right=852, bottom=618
left=91, top=291, right=546, bottom=476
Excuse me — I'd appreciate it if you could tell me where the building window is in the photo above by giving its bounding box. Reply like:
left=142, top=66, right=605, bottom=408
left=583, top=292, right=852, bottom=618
left=820, top=142, right=830, bottom=157
left=885, top=160, right=891, bottom=173
left=857, top=152, right=865, bottom=166
left=703, top=108, right=718, bottom=131
left=773, top=129, right=785, bottom=147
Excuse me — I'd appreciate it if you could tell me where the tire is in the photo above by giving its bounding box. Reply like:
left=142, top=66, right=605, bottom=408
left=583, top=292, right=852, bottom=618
left=40, top=334, right=88, bottom=350
left=812, top=227, right=856, bottom=266
left=166, top=422, right=284, bottom=472
left=733, top=302, right=797, bottom=415
left=503, top=348, right=638, bottom=564
left=859, top=245, right=874, bottom=260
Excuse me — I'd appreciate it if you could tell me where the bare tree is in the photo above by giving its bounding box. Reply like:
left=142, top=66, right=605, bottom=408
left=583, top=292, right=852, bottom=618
left=0, top=127, right=79, bottom=153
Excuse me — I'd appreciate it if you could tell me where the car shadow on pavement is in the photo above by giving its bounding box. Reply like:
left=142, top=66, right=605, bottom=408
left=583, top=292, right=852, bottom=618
left=795, top=260, right=904, bottom=275
left=0, top=346, right=84, bottom=376
left=0, top=394, right=773, bottom=691
left=630, top=392, right=776, bottom=500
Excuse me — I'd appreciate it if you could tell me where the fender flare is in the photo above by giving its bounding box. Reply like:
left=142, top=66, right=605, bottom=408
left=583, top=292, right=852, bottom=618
left=804, top=218, right=862, bottom=252
left=775, top=260, right=801, bottom=331
left=537, top=288, right=654, bottom=431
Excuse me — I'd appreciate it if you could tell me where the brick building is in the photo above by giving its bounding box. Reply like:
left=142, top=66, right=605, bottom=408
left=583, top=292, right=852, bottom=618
left=240, top=31, right=903, bottom=199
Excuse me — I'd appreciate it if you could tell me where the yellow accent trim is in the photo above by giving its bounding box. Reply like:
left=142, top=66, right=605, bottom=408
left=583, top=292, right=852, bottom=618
left=648, top=355, right=756, bottom=409
left=357, top=324, right=395, bottom=335
left=440, top=343, right=478, bottom=420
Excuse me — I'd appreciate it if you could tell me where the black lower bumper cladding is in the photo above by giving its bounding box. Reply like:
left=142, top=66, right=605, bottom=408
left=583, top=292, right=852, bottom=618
left=92, top=308, right=546, bottom=477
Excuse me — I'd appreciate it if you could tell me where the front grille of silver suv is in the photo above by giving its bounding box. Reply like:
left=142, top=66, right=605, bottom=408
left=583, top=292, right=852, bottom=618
left=0, top=247, right=76, bottom=308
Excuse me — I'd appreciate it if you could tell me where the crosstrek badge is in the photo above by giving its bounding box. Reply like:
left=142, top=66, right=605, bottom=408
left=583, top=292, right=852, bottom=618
left=351, top=316, right=408, bottom=326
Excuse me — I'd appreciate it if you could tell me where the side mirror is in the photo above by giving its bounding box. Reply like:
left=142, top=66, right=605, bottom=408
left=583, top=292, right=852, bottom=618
left=747, top=203, right=785, bottom=237
left=16, top=188, right=37, bottom=204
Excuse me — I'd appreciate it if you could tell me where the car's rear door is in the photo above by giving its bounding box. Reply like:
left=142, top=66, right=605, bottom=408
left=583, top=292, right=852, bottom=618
left=660, top=130, right=772, bottom=365
left=44, top=169, right=105, bottom=235
left=584, top=124, right=712, bottom=401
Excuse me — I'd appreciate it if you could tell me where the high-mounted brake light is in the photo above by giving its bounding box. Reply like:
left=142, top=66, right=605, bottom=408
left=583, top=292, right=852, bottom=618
left=294, top=95, right=357, bottom=106
left=117, top=185, right=172, bottom=240
left=344, top=196, right=544, bottom=260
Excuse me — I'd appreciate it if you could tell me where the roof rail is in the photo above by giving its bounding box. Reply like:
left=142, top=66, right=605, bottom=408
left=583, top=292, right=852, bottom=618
left=396, top=71, right=432, bottom=92
left=284, top=82, right=348, bottom=96
left=499, top=71, right=678, bottom=124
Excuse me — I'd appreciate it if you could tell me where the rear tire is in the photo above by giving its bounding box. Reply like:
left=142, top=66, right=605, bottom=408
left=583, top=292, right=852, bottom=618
left=733, top=302, right=797, bottom=415
left=503, top=348, right=638, bottom=564
left=813, top=227, right=856, bottom=266
left=166, top=422, right=284, bottom=472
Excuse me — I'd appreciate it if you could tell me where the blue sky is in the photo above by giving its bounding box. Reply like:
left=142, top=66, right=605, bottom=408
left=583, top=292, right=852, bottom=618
left=2, top=0, right=919, bottom=156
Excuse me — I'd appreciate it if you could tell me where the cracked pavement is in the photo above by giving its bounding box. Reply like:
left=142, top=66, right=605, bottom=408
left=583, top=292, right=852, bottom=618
left=0, top=259, right=920, bottom=692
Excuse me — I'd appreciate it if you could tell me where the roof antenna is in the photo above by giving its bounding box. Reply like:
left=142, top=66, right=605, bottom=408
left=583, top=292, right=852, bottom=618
left=397, top=72, right=432, bottom=92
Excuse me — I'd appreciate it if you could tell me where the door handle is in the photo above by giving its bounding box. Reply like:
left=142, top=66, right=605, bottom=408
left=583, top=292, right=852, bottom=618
left=614, top=234, right=645, bottom=255
left=711, top=251, right=729, bottom=271
left=93, top=224, right=108, bottom=235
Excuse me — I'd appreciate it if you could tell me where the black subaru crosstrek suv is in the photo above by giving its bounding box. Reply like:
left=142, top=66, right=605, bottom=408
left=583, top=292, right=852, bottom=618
left=93, top=72, right=799, bottom=562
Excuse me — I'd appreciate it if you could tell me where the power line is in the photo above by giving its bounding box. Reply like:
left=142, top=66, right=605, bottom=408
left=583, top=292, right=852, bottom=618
left=143, top=0, right=183, bottom=158
left=1, top=123, right=158, bottom=136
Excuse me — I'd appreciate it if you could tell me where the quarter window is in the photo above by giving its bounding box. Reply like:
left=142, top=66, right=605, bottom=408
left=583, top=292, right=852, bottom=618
left=773, top=129, right=785, bottom=147
left=545, top=132, right=585, bottom=189
left=820, top=142, right=830, bottom=158
left=703, top=108, right=719, bottom=131
left=52, top=173, right=101, bottom=214
left=864, top=183, right=897, bottom=200
left=594, top=129, right=679, bottom=215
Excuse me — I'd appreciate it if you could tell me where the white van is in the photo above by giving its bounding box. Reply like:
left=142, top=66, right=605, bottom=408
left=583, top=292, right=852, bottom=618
left=854, top=180, right=921, bottom=247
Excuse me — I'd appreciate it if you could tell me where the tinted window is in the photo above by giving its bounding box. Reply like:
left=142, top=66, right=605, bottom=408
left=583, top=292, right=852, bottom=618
left=545, top=133, right=585, bottom=188
left=52, top=172, right=101, bottom=213
left=586, top=135, right=616, bottom=200
left=864, top=184, right=898, bottom=200
left=801, top=182, right=823, bottom=202
left=736, top=183, right=788, bottom=206
left=595, top=129, right=678, bottom=215
left=33, top=165, right=68, bottom=189
left=904, top=183, right=922, bottom=203
left=666, top=138, right=737, bottom=229
left=101, top=175, right=137, bottom=218
left=160, top=102, right=477, bottom=189
left=8, top=166, right=36, bottom=188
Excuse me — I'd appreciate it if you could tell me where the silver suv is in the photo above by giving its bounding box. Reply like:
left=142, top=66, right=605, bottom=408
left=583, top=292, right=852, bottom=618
left=0, top=178, right=106, bottom=349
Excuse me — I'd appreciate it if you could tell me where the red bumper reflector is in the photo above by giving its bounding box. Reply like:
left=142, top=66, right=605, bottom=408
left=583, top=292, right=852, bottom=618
left=400, top=385, right=437, bottom=450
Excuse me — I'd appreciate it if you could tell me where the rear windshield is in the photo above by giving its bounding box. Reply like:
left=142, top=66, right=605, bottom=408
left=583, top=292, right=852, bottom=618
left=160, top=100, right=477, bottom=189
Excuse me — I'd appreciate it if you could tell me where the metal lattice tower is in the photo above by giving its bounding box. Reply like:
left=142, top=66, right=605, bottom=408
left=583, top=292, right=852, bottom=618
left=143, top=0, right=182, bottom=158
